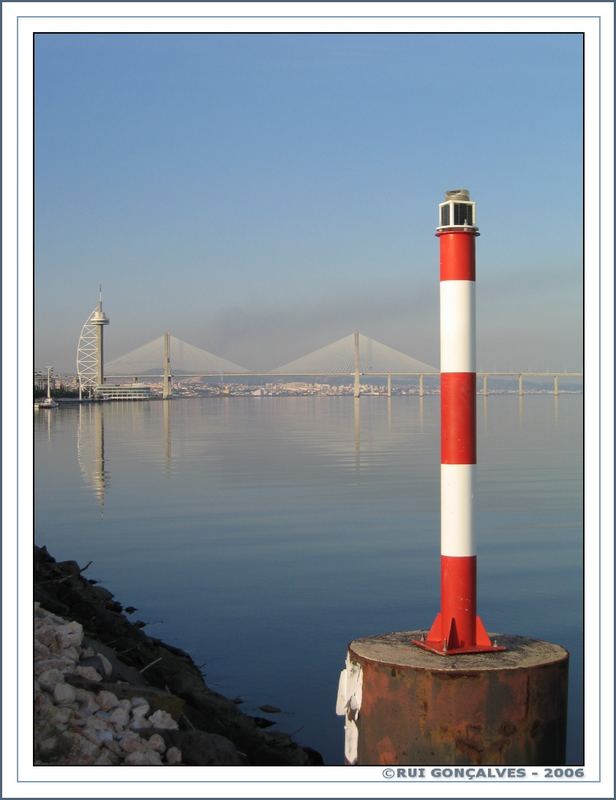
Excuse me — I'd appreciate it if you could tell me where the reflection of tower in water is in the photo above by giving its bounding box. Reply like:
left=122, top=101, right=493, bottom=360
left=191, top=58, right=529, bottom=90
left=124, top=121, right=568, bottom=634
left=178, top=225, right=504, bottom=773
left=46, top=404, right=52, bottom=441
left=518, top=392, right=525, bottom=427
left=77, top=404, right=108, bottom=513
left=353, top=397, right=361, bottom=473
left=34, top=403, right=55, bottom=440
left=163, top=399, right=172, bottom=477
left=553, top=393, right=560, bottom=428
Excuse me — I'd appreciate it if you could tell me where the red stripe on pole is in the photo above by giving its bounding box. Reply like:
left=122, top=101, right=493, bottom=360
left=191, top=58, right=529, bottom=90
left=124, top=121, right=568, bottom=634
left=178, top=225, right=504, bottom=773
left=438, top=231, right=476, bottom=281
left=441, top=372, right=476, bottom=464
left=440, top=554, right=476, bottom=649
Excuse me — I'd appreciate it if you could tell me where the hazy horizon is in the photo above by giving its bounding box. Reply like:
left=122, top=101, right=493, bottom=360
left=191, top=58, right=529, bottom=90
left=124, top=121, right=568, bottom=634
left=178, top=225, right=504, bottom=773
left=35, top=33, right=583, bottom=374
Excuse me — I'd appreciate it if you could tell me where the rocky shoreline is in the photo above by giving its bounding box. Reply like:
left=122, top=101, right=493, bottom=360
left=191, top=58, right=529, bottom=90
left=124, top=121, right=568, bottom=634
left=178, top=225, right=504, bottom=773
left=34, top=546, right=323, bottom=766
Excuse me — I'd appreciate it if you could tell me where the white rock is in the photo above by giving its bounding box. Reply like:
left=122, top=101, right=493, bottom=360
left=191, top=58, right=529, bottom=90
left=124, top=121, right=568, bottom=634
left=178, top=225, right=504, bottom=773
left=146, top=733, right=166, bottom=753
left=129, top=717, right=152, bottom=731
left=131, top=702, right=150, bottom=719
left=34, top=691, right=53, bottom=711
left=35, top=657, right=75, bottom=677
left=117, top=699, right=132, bottom=711
left=78, top=726, right=100, bottom=745
left=53, top=683, right=76, bottom=705
left=118, top=732, right=145, bottom=754
left=34, top=640, right=50, bottom=658
left=56, top=621, right=83, bottom=649
left=62, top=646, right=81, bottom=663
left=49, top=706, right=73, bottom=726
left=74, top=691, right=100, bottom=716
left=75, top=665, right=103, bottom=682
left=102, top=738, right=123, bottom=756
left=83, top=715, right=112, bottom=731
left=97, top=653, right=113, bottom=678
left=95, top=729, right=114, bottom=743
left=124, top=749, right=162, bottom=766
left=94, top=749, right=119, bottom=766
left=65, top=731, right=102, bottom=764
left=38, top=669, right=64, bottom=692
left=130, top=696, right=149, bottom=708
left=96, top=690, right=119, bottom=711
left=74, top=687, right=95, bottom=703
left=166, top=746, right=182, bottom=765
left=109, top=707, right=130, bottom=729
left=38, top=736, right=58, bottom=755
left=36, top=625, right=59, bottom=650
left=148, top=709, right=178, bottom=730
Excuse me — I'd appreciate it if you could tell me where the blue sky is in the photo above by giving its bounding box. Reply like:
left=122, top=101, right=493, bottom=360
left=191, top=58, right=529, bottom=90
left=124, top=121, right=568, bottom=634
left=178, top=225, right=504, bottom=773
left=35, top=33, right=582, bottom=373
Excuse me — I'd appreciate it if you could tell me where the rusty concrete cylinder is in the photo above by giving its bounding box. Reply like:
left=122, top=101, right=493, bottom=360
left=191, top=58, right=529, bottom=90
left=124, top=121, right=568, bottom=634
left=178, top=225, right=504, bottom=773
left=345, top=631, right=568, bottom=766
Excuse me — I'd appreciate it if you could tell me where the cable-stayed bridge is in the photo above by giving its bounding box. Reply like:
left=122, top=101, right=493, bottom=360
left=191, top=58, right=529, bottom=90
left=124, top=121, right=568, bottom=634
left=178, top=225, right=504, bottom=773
left=105, top=331, right=439, bottom=399
left=106, top=334, right=249, bottom=377
left=104, top=331, right=581, bottom=398
left=106, top=331, right=438, bottom=379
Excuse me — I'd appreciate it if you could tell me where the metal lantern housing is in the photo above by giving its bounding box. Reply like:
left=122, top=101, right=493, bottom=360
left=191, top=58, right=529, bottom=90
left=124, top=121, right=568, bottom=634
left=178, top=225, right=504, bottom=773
left=437, top=188, right=477, bottom=231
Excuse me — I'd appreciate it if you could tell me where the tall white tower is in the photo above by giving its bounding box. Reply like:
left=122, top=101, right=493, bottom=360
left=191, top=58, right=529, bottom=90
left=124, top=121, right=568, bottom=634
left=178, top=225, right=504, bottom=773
left=77, top=288, right=110, bottom=398
left=91, top=287, right=109, bottom=386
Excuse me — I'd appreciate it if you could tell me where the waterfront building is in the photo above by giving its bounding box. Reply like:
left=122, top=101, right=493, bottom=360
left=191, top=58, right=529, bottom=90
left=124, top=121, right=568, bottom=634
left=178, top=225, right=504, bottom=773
left=94, top=383, right=153, bottom=401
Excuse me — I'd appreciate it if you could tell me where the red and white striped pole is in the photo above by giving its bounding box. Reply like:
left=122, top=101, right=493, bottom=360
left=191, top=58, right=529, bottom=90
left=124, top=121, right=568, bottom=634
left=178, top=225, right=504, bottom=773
left=415, top=189, right=504, bottom=655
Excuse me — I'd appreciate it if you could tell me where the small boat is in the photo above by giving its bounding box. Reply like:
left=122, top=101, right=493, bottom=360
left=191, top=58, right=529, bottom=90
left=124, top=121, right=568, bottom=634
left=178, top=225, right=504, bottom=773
left=36, top=366, right=59, bottom=409
left=37, top=397, right=59, bottom=409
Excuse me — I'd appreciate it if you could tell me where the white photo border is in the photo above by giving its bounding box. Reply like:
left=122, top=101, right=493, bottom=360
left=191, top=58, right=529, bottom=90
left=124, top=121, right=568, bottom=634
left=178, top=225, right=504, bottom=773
left=2, top=3, right=613, bottom=799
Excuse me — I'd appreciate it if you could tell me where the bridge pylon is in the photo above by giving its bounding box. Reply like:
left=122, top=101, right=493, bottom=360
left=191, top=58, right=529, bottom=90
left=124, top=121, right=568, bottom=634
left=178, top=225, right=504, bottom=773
left=162, top=332, right=172, bottom=399
left=353, top=331, right=361, bottom=398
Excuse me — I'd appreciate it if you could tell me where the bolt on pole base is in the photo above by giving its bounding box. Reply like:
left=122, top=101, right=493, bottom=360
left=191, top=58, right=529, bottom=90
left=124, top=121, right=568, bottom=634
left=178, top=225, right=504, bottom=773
left=411, top=613, right=507, bottom=656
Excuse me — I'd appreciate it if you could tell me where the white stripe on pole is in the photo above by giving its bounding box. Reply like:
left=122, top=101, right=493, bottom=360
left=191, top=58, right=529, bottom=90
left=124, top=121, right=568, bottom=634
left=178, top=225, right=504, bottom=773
left=441, top=464, right=476, bottom=556
left=440, top=281, right=476, bottom=373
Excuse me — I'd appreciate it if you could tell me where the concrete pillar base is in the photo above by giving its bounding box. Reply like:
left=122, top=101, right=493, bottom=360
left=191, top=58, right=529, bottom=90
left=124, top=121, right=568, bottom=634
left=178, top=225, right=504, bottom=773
left=339, top=631, right=568, bottom=766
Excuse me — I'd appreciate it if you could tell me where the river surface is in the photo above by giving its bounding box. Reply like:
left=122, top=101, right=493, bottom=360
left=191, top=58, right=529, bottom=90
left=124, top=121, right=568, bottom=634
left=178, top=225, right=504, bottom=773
left=34, top=394, right=583, bottom=764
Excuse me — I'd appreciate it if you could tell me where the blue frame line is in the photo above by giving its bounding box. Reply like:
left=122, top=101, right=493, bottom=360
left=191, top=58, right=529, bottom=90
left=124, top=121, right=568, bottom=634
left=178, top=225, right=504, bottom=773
left=16, top=12, right=20, bottom=786
left=15, top=15, right=602, bottom=19
left=22, top=778, right=604, bottom=784
left=597, top=13, right=601, bottom=783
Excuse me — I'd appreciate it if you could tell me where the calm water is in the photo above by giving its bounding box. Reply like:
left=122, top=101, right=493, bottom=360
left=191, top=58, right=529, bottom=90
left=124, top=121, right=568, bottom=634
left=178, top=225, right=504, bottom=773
left=34, top=395, right=583, bottom=764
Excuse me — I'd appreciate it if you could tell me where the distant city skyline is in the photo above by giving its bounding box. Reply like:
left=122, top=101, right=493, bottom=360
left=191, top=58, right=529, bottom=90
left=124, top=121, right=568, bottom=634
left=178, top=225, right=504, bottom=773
left=35, top=33, right=582, bottom=373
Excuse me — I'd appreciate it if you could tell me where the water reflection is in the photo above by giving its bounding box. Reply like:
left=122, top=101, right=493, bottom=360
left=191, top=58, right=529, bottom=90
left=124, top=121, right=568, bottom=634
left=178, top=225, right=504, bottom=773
left=163, top=400, right=172, bottom=477
left=77, top=404, right=108, bottom=513
left=553, top=394, right=560, bottom=428
left=481, top=393, right=488, bottom=432
left=518, top=393, right=525, bottom=426
left=353, top=397, right=361, bottom=473
left=34, top=406, right=55, bottom=441
left=45, top=407, right=53, bottom=441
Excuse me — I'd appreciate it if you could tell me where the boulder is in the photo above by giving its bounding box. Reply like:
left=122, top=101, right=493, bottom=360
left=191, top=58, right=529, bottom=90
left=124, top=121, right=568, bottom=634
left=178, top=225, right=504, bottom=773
left=161, top=730, right=242, bottom=766
left=53, top=683, right=76, bottom=706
